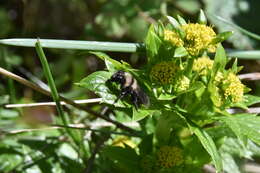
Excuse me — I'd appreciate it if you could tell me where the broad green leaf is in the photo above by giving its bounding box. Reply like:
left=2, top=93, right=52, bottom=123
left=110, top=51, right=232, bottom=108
left=189, top=125, right=222, bottom=172
left=213, top=44, right=227, bottom=71
left=58, top=143, right=78, bottom=160
left=132, top=108, right=156, bottom=121
left=231, top=94, right=257, bottom=110
left=78, top=71, right=125, bottom=107
left=212, top=31, right=233, bottom=44
left=174, top=46, right=188, bottom=57
left=221, top=153, right=240, bottom=173
left=218, top=114, right=260, bottom=145
left=89, top=51, right=122, bottom=72
left=156, top=111, right=186, bottom=145
left=145, top=24, right=162, bottom=62
left=102, top=146, right=140, bottom=172
left=220, top=137, right=253, bottom=159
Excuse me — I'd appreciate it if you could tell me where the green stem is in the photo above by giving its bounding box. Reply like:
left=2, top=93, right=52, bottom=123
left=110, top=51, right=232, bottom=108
left=35, top=40, right=88, bottom=158
left=0, top=38, right=144, bottom=53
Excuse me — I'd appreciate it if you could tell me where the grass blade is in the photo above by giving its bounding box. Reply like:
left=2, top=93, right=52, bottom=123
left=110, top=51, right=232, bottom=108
left=208, top=14, right=260, bottom=40
left=35, top=40, right=88, bottom=157
left=0, top=38, right=144, bottom=52
left=35, top=40, right=68, bottom=124
left=227, top=49, right=260, bottom=59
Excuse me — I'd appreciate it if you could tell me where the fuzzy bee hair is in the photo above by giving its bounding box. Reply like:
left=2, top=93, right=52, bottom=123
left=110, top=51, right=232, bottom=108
left=108, top=70, right=150, bottom=109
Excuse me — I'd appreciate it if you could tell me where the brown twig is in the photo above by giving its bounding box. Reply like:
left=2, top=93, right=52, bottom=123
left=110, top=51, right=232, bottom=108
left=0, top=67, right=139, bottom=135
left=239, top=73, right=260, bottom=81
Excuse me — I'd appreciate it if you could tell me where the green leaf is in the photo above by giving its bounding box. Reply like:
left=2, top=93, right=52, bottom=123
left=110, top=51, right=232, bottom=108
left=220, top=137, right=253, bottom=159
left=212, top=31, right=233, bottom=44
left=158, top=93, right=176, bottom=100
left=243, top=94, right=260, bottom=106
left=0, top=109, right=19, bottom=119
left=198, top=9, right=207, bottom=24
left=189, top=125, right=222, bottom=172
left=218, top=114, right=260, bottom=145
left=132, top=108, right=156, bottom=121
left=102, top=146, right=140, bottom=172
left=139, top=134, right=153, bottom=155
left=174, top=46, right=188, bottom=57
left=89, top=51, right=122, bottom=72
left=156, top=111, right=185, bottom=145
left=145, top=24, right=162, bottom=62
left=208, top=13, right=260, bottom=41
left=221, top=153, right=240, bottom=173
left=167, top=16, right=181, bottom=29
left=213, top=44, right=227, bottom=71
left=231, top=58, right=238, bottom=73
left=0, top=38, right=141, bottom=52
left=177, top=15, right=187, bottom=25
left=78, top=71, right=125, bottom=107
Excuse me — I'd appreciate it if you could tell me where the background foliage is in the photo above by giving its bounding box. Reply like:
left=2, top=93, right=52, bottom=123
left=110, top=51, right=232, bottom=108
left=0, top=0, right=260, bottom=173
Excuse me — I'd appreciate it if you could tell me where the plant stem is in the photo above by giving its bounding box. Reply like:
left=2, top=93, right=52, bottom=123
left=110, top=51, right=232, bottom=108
left=0, top=38, right=144, bottom=52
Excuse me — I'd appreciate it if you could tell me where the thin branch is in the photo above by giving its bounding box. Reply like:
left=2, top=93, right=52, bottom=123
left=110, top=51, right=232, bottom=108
left=239, top=73, right=260, bottom=81
left=1, top=124, right=140, bottom=137
left=227, top=107, right=260, bottom=114
left=0, top=67, right=140, bottom=135
left=5, top=98, right=102, bottom=108
left=203, top=164, right=216, bottom=173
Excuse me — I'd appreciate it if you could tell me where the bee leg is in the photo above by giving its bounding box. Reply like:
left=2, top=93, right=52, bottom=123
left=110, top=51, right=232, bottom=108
left=131, top=92, right=139, bottom=110
left=114, top=87, right=130, bottom=104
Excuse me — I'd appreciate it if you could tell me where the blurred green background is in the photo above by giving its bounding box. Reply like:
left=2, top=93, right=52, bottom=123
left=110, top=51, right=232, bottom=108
left=0, top=0, right=259, bottom=172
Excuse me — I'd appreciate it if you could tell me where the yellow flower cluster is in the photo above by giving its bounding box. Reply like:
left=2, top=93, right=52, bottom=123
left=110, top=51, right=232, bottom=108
left=193, top=56, right=214, bottom=75
left=164, top=30, right=184, bottom=47
left=175, top=76, right=190, bottom=92
left=157, top=146, right=184, bottom=168
left=150, top=61, right=178, bottom=85
left=164, top=24, right=217, bottom=56
left=222, top=73, right=244, bottom=103
left=182, top=23, right=216, bottom=56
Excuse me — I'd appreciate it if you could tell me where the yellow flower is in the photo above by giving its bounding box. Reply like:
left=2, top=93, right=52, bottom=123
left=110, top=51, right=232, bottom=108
left=157, top=146, right=184, bottom=168
left=222, top=72, right=244, bottom=103
left=150, top=61, right=179, bottom=85
left=112, top=136, right=136, bottom=148
left=182, top=23, right=216, bottom=56
left=175, top=76, right=190, bottom=92
left=164, top=30, right=184, bottom=47
left=214, top=71, right=224, bottom=84
left=193, top=56, right=214, bottom=75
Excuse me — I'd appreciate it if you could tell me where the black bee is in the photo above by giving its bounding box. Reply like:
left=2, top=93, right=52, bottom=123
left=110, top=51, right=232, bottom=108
left=107, top=70, right=150, bottom=109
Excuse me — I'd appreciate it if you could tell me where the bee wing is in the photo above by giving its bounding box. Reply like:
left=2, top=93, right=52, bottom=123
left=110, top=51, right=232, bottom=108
left=136, top=88, right=150, bottom=106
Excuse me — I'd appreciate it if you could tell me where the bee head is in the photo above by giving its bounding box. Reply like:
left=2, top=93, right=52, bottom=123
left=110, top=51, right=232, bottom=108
left=108, top=70, right=126, bottom=85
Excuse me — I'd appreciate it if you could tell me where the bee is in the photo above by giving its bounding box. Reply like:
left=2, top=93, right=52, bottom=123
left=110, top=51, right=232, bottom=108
left=107, top=70, right=150, bottom=109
